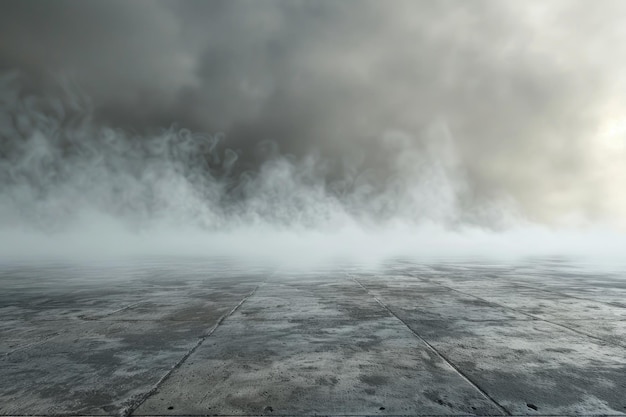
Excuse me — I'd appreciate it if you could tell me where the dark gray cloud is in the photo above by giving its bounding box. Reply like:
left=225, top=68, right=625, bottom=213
left=1, top=0, right=625, bottom=226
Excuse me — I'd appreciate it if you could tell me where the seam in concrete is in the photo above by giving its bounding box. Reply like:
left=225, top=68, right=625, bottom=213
left=509, top=282, right=626, bottom=311
left=420, top=280, right=626, bottom=349
left=2, top=332, right=60, bottom=358
left=79, top=301, right=145, bottom=320
left=118, top=284, right=262, bottom=417
left=347, top=274, right=511, bottom=417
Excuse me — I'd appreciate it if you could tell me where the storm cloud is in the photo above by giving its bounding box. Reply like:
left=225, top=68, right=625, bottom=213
left=1, top=0, right=626, bottom=229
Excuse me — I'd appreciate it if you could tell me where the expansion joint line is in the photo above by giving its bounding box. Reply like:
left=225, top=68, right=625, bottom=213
left=119, top=283, right=263, bottom=417
left=510, top=282, right=626, bottom=311
left=80, top=301, right=144, bottom=321
left=419, top=278, right=626, bottom=349
left=347, top=274, right=511, bottom=416
left=3, top=332, right=61, bottom=358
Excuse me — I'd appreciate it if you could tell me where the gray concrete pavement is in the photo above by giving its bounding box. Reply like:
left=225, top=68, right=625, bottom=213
left=1, top=259, right=626, bottom=415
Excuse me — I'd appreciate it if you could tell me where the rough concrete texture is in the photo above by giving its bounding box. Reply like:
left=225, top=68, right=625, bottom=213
left=1, top=258, right=626, bottom=415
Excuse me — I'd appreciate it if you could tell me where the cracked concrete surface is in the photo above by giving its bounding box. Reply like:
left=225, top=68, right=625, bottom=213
left=1, top=258, right=625, bottom=415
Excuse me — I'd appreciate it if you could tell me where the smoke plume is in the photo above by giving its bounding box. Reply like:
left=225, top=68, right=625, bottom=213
left=1, top=1, right=625, bottom=264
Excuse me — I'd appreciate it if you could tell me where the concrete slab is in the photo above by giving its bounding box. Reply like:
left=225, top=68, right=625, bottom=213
left=1, top=259, right=626, bottom=415
left=135, top=280, right=504, bottom=415
left=355, top=269, right=626, bottom=415
left=0, top=261, right=264, bottom=415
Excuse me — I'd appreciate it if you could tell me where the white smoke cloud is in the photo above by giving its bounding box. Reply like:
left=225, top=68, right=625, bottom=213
left=1, top=73, right=624, bottom=267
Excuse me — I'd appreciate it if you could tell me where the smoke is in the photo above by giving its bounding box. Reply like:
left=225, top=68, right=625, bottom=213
left=0, top=72, right=482, bottom=229
left=0, top=72, right=624, bottom=266
left=1, top=0, right=626, bottom=265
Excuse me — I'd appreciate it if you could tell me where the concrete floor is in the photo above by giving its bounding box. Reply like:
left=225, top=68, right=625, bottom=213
left=1, top=258, right=626, bottom=416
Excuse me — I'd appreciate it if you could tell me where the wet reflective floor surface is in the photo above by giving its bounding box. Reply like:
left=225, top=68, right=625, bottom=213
left=1, top=258, right=626, bottom=416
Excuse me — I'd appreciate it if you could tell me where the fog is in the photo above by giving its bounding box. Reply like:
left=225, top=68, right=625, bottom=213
left=1, top=1, right=625, bottom=266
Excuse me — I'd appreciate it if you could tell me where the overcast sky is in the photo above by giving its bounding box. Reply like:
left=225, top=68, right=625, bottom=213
left=1, top=0, right=625, bottom=227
